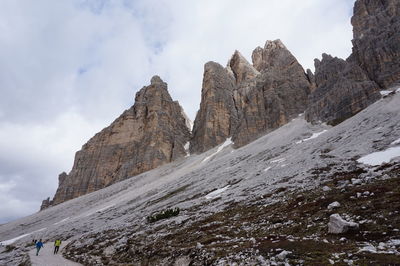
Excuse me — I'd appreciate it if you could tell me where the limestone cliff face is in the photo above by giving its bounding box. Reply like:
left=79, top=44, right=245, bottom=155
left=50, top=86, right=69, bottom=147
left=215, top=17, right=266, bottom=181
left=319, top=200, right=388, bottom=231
left=189, top=62, right=239, bottom=154
left=232, top=40, right=311, bottom=147
left=47, top=76, right=190, bottom=206
left=351, top=0, right=400, bottom=89
left=305, top=54, right=381, bottom=124
left=42, top=0, right=399, bottom=210
left=305, top=0, right=399, bottom=124
left=190, top=40, right=311, bottom=152
left=227, top=51, right=259, bottom=85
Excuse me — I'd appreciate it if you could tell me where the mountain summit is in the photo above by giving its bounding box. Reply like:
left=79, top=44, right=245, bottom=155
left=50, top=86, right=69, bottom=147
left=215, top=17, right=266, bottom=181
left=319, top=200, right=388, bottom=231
left=42, top=76, right=190, bottom=208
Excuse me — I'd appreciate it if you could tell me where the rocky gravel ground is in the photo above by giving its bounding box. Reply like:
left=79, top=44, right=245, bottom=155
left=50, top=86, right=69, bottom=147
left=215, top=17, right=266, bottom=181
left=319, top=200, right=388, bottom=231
left=63, top=162, right=400, bottom=265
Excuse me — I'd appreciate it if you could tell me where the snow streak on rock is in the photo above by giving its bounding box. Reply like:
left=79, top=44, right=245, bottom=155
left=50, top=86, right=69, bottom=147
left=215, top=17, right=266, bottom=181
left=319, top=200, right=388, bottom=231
left=202, top=138, right=232, bottom=163
left=296, top=130, right=328, bottom=144
left=205, top=185, right=230, bottom=200
left=358, top=147, right=400, bottom=166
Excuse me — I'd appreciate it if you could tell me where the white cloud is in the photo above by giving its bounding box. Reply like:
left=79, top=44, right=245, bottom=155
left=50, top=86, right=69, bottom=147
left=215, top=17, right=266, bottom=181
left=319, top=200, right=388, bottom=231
left=0, top=111, right=105, bottom=222
left=0, top=0, right=355, bottom=223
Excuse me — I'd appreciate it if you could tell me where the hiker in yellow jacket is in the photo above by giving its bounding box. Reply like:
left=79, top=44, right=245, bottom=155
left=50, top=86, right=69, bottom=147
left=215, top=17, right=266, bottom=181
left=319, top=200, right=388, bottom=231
left=54, top=239, right=62, bottom=254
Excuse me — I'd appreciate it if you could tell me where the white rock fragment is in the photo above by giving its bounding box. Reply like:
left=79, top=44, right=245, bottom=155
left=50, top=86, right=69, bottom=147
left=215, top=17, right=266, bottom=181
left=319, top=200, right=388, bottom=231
left=276, top=250, right=291, bottom=260
left=388, top=239, right=400, bottom=246
left=351, top=178, right=362, bottom=185
left=378, top=242, right=386, bottom=250
left=328, top=214, right=359, bottom=234
left=380, top=90, right=392, bottom=96
left=322, top=186, right=331, bottom=192
left=358, top=243, right=377, bottom=253
left=327, top=201, right=341, bottom=210
left=343, top=259, right=354, bottom=265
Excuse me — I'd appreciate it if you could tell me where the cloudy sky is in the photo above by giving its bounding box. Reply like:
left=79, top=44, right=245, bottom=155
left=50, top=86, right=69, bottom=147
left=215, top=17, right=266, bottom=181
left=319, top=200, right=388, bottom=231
left=0, top=0, right=355, bottom=223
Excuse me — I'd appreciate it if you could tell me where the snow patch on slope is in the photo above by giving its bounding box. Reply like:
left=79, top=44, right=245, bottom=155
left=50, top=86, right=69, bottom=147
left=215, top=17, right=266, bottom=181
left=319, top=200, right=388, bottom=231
left=380, top=91, right=392, bottom=96
left=54, top=217, right=70, bottom=225
left=205, top=185, right=230, bottom=200
left=184, top=142, right=190, bottom=157
left=202, top=138, right=232, bottom=163
left=357, top=147, right=400, bottom=166
left=0, top=234, right=31, bottom=246
left=391, top=138, right=400, bottom=145
left=0, top=228, right=47, bottom=245
left=296, top=130, right=328, bottom=144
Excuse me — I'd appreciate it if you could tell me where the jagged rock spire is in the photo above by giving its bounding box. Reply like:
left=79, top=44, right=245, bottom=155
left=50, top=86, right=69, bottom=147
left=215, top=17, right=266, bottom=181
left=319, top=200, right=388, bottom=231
left=305, top=54, right=380, bottom=125
left=190, top=62, right=239, bottom=154
left=227, top=50, right=259, bottom=84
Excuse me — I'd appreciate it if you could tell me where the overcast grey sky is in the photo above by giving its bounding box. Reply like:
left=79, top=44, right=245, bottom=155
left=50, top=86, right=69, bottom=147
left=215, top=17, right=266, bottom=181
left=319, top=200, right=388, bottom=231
left=0, top=0, right=355, bottom=223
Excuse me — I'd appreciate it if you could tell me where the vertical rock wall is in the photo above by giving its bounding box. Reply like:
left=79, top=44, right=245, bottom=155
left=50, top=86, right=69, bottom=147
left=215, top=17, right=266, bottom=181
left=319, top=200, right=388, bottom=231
left=45, top=76, right=191, bottom=207
left=351, top=0, right=400, bottom=88
left=190, top=40, right=312, bottom=152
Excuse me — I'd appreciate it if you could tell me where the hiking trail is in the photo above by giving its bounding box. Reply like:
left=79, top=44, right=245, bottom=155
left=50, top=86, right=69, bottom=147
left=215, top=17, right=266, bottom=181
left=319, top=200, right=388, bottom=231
left=29, top=241, right=81, bottom=266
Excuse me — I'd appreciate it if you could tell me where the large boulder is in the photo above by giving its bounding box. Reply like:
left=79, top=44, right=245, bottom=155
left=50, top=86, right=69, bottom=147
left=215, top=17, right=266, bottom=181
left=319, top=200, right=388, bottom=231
left=328, top=213, right=359, bottom=234
left=351, top=0, right=400, bottom=89
left=305, top=54, right=381, bottom=125
left=47, top=76, right=191, bottom=206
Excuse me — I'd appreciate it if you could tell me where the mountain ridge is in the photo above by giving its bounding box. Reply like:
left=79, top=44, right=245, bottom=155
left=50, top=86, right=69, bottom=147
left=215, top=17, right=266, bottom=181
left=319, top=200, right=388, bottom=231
left=41, top=0, right=399, bottom=209
left=1, top=0, right=399, bottom=264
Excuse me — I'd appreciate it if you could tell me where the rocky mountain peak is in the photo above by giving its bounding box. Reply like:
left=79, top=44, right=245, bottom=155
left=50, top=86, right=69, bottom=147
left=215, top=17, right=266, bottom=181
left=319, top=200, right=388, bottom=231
left=232, top=39, right=312, bottom=147
left=150, top=75, right=165, bottom=85
left=264, top=39, right=286, bottom=50
left=306, top=53, right=381, bottom=125
left=43, top=77, right=190, bottom=208
left=190, top=61, right=238, bottom=154
left=227, top=50, right=259, bottom=84
left=191, top=39, right=312, bottom=151
left=251, top=39, right=302, bottom=74
left=305, top=0, right=400, bottom=125
left=40, top=0, right=398, bottom=211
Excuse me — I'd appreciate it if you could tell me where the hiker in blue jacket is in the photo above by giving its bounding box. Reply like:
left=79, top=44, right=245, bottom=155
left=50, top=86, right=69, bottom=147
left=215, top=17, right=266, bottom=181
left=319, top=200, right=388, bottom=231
left=36, top=239, right=44, bottom=256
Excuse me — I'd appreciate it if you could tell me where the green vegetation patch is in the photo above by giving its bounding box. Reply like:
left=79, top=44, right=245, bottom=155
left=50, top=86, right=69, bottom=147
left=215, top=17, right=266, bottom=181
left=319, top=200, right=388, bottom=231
left=147, top=207, right=180, bottom=223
